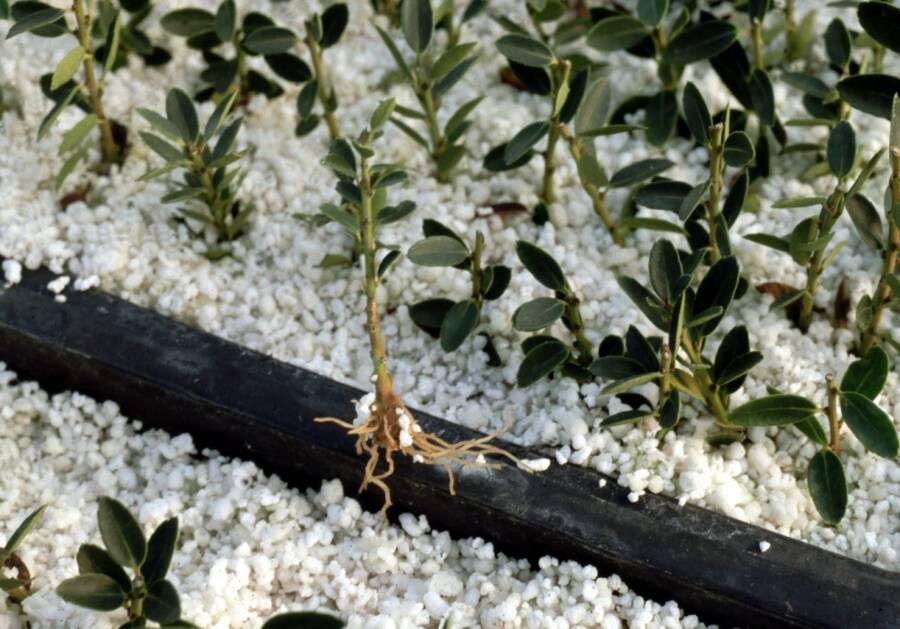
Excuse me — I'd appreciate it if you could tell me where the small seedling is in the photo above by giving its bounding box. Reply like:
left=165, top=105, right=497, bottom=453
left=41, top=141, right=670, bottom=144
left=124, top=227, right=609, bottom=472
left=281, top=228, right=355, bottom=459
left=729, top=346, right=899, bottom=523
left=262, top=611, right=344, bottom=628
left=56, top=497, right=197, bottom=627
left=137, top=88, right=252, bottom=260
left=746, top=120, right=882, bottom=331
left=586, top=1, right=737, bottom=146
left=595, top=240, right=763, bottom=443
left=314, top=99, right=520, bottom=516
left=161, top=0, right=306, bottom=103
left=1, top=505, right=47, bottom=615
left=636, top=85, right=753, bottom=263
left=6, top=0, right=128, bottom=187
left=376, top=0, right=481, bottom=182
left=296, top=4, right=348, bottom=140
left=407, top=222, right=510, bottom=356
left=855, top=98, right=900, bottom=354
left=513, top=240, right=594, bottom=386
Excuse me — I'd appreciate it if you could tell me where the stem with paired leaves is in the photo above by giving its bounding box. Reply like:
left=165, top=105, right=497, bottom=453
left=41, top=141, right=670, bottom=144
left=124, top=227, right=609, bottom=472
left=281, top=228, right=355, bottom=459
left=561, top=126, right=623, bottom=243
left=304, top=26, right=339, bottom=140
left=706, top=122, right=726, bottom=263
left=825, top=375, right=841, bottom=452
left=681, top=337, right=733, bottom=427
left=799, top=189, right=845, bottom=332
left=72, top=0, right=118, bottom=164
left=860, top=147, right=900, bottom=353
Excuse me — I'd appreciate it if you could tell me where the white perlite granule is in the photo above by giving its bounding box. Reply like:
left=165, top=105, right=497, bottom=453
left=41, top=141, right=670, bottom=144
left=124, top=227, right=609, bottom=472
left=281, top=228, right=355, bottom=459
left=0, top=365, right=711, bottom=628
left=0, top=0, right=897, bottom=569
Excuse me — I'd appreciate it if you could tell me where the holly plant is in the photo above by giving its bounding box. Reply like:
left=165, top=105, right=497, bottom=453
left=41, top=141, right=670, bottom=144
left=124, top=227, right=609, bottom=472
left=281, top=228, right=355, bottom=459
left=56, top=497, right=196, bottom=627
left=1, top=505, right=47, bottom=614
left=376, top=0, right=481, bottom=182
left=137, top=88, right=252, bottom=260
left=729, top=346, right=899, bottom=524
left=407, top=221, right=510, bottom=357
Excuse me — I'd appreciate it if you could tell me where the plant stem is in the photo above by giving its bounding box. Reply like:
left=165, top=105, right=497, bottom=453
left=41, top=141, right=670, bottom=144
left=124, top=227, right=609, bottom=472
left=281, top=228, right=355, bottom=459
left=359, top=154, right=394, bottom=402
left=799, top=190, right=844, bottom=332
left=72, top=0, right=118, bottom=164
left=414, top=54, right=446, bottom=182
left=305, top=31, right=340, bottom=140
left=751, top=18, right=764, bottom=70
left=562, top=290, right=592, bottom=364
left=561, top=126, right=623, bottom=244
left=706, top=123, right=725, bottom=263
left=860, top=148, right=900, bottom=353
left=826, top=374, right=841, bottom=452
left=470, top=231, right=484, bottom=305
left=541, top=121, right=560, bottom=205
left=234, top=37, right=250, bottom=97
left=784, top=0, right=797, bottom=62
left=682, top=339, right=733, bottom=426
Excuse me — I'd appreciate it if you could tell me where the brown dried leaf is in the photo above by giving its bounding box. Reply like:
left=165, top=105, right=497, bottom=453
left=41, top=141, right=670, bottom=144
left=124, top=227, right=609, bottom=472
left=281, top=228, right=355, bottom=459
left=834, top=277, right=850, bottom=329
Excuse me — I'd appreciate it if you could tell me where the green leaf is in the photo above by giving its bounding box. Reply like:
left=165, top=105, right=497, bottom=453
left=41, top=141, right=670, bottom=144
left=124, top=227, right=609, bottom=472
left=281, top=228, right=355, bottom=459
left=609, top=158, right=672, bottom=188
left=574, top=78, right=612, bottom=136
left=663, top=21, right=737, bottom=66
left=140, top=132, right=184, bottom=162
left=407, top=236, right=469, bottom=266
left=678, top=179, right=710, bottom=221
left=244, top=26, right=296, bottom=55
left=160, top=8, right=215, bottom=36
left=76, top=544, right=131, bottom=591
left=782, top=72, right=830, bottom=99
left=749, top=69, right=775, bottom=127
left=401, top=0, right=433, bottom=52
left=56, top=574, right=126, bottom=611
left=713, top=348, right=762, bottom=388
left=637, top=0, right=668, bottom=26
left=142, top=517, right=178, bottom=586
left=377, top=250, right=401, bottom=278
left=808, top=449, right=847, bottom=524
left=618, top=216, right=686, bottom=235
left=723, top=131, right=755, bottom=168
left=827, top=121, right=856, bottom=180
left=496, top=33, right=553, bottom=67
left=644, top=90, right=677, bottom=146
left=602, top=372, right=660, bottom=395
left=374, top=25, right=413, bottom=81
left=214, top=0, right=236, bottom=42
left=846, top=193, right=883, bottom=251
left=265, top=53, right=311, bottom=83
left=839, top=391, right=899, bottom=458
left=2, top=505, right=46, bottom=557
left=682, top=81, right=710, bottom=146
left=635, top=180, right=691, bottom=212
left=837, top=74, right=900, bottom=120
left=37, top=85, right=78, bottom=140
left=166, top=88, right=199, bottom=143
left=440, top=299, right=479, bottom=351
left=6, top=6, right=65, bottom=38
left=319, top=203, right=357, bottom=235
left=138, top=108, right=181, bottom=140
left=376, top=200, right=416, bottom=226
left=770, top=288, right=806, bottom=311
left=319, top=3, right=349, bottom=48
left=795, top=415, right=828, bottom=446
left=97, top=497, right=147, bottom=569
left=0, top=577, right=30, bottom=592
left=516, top=240, right=566, bottom=291
left=512, top=297, right=565, bottom=331
left=517, top=339, right=570, bottom=387
left=840, top=346, right=889, bottom=400
left=648, top=239, right=682, bottom=303
left=692, top=256, right=740, bottom=337
left=617, top=276, right=668, bottom=331
left=102, top=11, right=121, bottom=74
left=58, top=114, right=97, bottom=154
left=409, top=298, right=453, bottom=336
left=589, top=355, right=648, bottom=380
left=858, top=2, right=900, bottom=53
left=51, top=45, right=85, bottom=91
left=772, top=196, right=826, bottom=209
left=729, top=394, right=818, bottom=426
left=430, top=42, right=477, bottom=82
left=261, top=612, right=345, bottom=629
left=602, top=409, right=654, bottom=427
left=585, top=15, right=647, bottom=51
left=824, top=18, right=851, bottom=68
left=370, top=98, right=396, bottom=131
left=505, top=121, right=549, bottom=164
left=144, top=579, right=181, bottom=624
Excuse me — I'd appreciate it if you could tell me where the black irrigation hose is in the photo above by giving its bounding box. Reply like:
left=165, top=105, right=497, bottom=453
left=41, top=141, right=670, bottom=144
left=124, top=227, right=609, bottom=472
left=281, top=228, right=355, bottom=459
left=0, top=264, right=897, bottom=629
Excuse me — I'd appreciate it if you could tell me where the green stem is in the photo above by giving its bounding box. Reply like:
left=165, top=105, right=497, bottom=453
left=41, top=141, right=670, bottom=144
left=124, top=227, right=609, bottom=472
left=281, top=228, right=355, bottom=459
left=471, top=231, right=484, bottom=305
left=305, top=30, right=339, bottom=140
left=190, top=146, right=226, bottom=239
left=707, top=123, right=725, bottom=263
left=561, top=126, right=623, bottom=244
left=799, top=190, right=845, bottom=332
left=234, top=37, right=250, bottom=96
left=784, top=0, right=797, bottom=62
left=826, top=375, right=841, bottom=452
left=562, top=289, right=592, bottom=364
left=751, top=18, right=764, bottom=70
left=541, top=121, right=560, bottom=205
left=682, top=339, right=732, bottom=426
left=414, top=54, right=446, bottom=181
left=73, top=0, right=118, bottom=164
left=860, top=149, right=900, bottom=353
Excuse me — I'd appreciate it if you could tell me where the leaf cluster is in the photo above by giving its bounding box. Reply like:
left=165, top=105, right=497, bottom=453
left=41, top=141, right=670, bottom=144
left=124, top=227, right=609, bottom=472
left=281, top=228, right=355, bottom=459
left=138, top=88, right=252, bottom=260
left=295, top=4, right=348, bottom=138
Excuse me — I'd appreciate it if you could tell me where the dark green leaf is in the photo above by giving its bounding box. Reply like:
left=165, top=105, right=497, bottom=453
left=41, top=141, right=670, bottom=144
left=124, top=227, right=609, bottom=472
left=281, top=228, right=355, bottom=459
left=166, top=88, right=199, bottom=143
left=516, top=240, right=566, bottom=291
left=140, top=132, right=184, bottom=162
left=795, top=415, right=828, bottom=446
left=6, top=6, right=65, bottom=38
left=265, top=53, right=311, bottom=83
left=827, top=120, right=855, bottom=178
left=408, top=236, right=469, bottom=267
left=635, top=180, right=691, bottom=212
left=401, top=0, right=433, bottom=52
left=408, top=298, right=453, bottom=336
left=244, top=26, right=296, bottom=55
left=723, top=131, right=755, bottom=168
left=729, top=394, right=818, bottom=426
left=602, top=409, right=654, bottom=426
left=512, top=297, right=565, bottom=331
left=430, top=42, right=476, bottom=82
left=824, top=18, right=851, bottom=68
left=76, top=544, right=131, bottom=591
left=214, top=0, right=236, bottom=41
left=648, top=239, right=681, bottom=303
left=678, top=179, right=710, bottom=220
left=56, top=575, right=126, bottom=611
left=858, top=1, right=900, bottom=53
left=3, top=505, right=46, bottom=556
left=837, top=74, right=900, bottom=119
left=144, top=579, right=181, bottom=624
left=749, top=69, right=775, bottom=126
left=664, top=21, right=737, bottom=65
left=319, top=203, right=357, bottom=235
left=840, top=391, right=899, bottom=458
left=617, top=276, right=668, bottom=330
left=440, top=299, right=479, bottom=351
left=505, top=121, right=549, bottom=164
left=808, top=449, right=847, bottom=524
left=517, top=339, right=570, bottom=387
left=609, top=158, right=672, bottom=188
left=682, top=81, right=710, bottom=145
left=160, top=8, right=215, bottom=37
left=782, top=72, right=830, bottom=99
left=722, top=170, right=748, bottom=226
left=585, top=15, right=647, bottom=51
left=637, top=0, right=668, bottom=26
left=496, top=33, right=553, bottom=67
left=644, top=90, right=678, bottom=146
left=319, top=3, right=349, bottom=48
left=98, top=497, right=146, bottom=569
left=692, top=256, right=739, bottom=336
left=840, top=346, right=889, bottom=400
left=846, top=193, right=883, bottom=251
left=142, top=518, right=178, bottom=586
left=375, top=24, right=413, bottom=81
left=376, top=200, right=416, bottom=226
left=378, top=250, right=402, bottom=278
